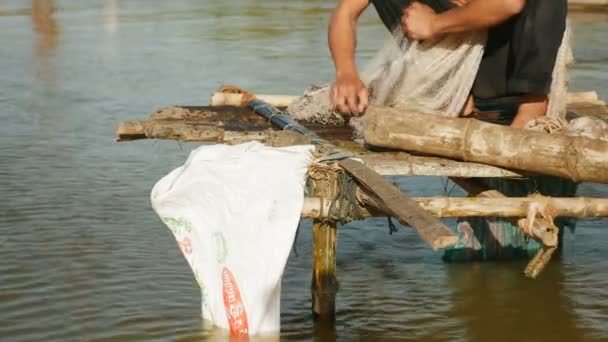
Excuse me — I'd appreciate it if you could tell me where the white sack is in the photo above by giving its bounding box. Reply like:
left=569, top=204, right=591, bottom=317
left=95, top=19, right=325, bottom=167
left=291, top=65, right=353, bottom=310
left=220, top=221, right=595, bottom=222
left=151, top=142, right=314, bottom=335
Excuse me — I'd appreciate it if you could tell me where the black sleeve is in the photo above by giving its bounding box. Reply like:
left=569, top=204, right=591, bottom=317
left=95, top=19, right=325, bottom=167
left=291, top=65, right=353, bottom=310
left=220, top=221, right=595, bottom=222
left=370, top=0, right=455, bottom=32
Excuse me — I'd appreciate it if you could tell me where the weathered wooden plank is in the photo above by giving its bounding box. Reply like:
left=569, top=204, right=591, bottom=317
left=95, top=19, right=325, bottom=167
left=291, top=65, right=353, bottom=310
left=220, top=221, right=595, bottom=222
left=115, top=121, right=146, bottom=141
left=338, top=159, right=458, bottom=250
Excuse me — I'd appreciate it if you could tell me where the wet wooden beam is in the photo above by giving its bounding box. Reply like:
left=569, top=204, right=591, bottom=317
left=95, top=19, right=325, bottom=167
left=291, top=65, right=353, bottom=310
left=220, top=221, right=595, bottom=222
left=310, top=173, right=339, bottom=319
left=339, top=159, right=458, bottom=250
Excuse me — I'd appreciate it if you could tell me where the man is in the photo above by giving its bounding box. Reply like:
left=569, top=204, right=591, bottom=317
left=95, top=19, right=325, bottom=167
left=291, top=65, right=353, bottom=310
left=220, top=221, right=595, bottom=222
left=328, top=0, right=567, bottom=128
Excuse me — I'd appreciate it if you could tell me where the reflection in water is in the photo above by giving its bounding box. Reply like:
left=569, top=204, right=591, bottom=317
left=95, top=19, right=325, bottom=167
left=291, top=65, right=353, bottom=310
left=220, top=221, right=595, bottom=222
left=103, top=0, right=119, bottom=34
left=0, top=2, right=606, bottom=341
left=31, top=0, right=58, bottom=58
left=446, top=262, right=595, bottom=341
left=31, top=0, right=59, bottom=95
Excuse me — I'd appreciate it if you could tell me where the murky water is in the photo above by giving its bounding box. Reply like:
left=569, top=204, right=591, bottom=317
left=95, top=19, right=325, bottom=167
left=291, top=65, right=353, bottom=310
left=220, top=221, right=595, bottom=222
left=1, top=1, right=607, bottom=341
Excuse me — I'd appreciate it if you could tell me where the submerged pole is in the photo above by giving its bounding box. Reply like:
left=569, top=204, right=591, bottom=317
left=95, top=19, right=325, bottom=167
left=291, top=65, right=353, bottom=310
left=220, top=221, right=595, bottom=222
left=310, top=174, right=339, bottom=319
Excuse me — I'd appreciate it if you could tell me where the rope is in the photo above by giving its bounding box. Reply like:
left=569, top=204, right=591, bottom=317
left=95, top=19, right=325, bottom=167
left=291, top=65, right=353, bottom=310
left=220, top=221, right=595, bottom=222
left=327, top=171, right=364, bottom=224
left=387, top=217, right=398, bottom=235
left=524, top=116, right=568, bottom=134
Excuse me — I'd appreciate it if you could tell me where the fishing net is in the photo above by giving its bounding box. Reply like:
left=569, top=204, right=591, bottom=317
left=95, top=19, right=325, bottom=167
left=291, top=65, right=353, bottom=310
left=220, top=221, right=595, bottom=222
left=287, top=29, right=487, bottom=132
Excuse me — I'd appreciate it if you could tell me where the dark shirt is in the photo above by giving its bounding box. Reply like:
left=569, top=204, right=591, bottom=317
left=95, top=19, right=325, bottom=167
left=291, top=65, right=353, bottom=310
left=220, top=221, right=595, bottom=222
left=369, top=0, right=568, bottom=100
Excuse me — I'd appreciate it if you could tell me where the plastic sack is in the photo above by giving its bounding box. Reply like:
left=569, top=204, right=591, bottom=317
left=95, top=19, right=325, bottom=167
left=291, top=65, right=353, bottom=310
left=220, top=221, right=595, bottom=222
left=151, top=142, right=314, bottom=335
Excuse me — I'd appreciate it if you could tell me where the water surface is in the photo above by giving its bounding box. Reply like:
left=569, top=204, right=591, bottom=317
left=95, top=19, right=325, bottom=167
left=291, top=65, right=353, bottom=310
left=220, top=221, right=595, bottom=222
left=1, top=1, right=607, bottom=341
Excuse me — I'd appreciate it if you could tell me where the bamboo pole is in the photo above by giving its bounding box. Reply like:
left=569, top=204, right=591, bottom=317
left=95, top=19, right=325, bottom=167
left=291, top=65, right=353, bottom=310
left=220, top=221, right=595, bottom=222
left=301, top=196, right=608, bottom=219
left=208, top=91, right=602, bottom=108
left=310, top=175, right=339, bottom=319
left=209, top=92, right=297, bottom=107
left=364, top=106, right=608, bottom=183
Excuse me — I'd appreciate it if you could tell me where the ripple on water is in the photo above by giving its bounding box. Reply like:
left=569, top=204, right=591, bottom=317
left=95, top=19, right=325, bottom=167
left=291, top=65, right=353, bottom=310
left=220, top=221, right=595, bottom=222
left=0, top=2, right=607, bottom=341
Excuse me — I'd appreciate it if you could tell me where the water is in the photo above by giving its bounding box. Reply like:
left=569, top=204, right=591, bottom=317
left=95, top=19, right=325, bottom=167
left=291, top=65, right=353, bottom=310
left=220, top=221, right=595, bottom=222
left=1, top=1, right=607, bottom=340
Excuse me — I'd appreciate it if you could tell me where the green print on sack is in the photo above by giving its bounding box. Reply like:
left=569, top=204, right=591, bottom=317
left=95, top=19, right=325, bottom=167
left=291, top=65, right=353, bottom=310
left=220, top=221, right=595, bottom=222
left=194, top=269, right=208, bottom=308
left=162, top=217, right=193, bottom=235
left=213, top=232, right=228, bottom=264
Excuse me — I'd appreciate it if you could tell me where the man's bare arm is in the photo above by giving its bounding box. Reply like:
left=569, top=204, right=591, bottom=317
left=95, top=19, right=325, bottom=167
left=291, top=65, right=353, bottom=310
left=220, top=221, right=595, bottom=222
left=403, top=0, right=526, bottom=40
left=328, top=0, right=370, bottom=115
left=435, top=0, right=526, bottom=34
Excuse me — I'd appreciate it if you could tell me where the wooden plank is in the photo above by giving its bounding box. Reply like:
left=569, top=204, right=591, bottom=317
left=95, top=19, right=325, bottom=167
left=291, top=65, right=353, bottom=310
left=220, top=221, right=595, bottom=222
left=115, top=121, right=146, bottom=141
left=338, top=159, right=458, bottom=250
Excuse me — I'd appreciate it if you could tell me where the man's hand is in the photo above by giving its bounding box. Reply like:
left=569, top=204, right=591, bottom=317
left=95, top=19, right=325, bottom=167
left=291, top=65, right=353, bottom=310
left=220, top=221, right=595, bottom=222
left=401, top=2, right=439, bottom=40
left=331, top=73, right=368, bottom=116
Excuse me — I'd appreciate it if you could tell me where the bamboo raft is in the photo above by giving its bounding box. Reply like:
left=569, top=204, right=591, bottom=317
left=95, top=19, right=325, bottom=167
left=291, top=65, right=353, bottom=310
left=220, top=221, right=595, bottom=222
left=116, top=89, right=608, bottom=319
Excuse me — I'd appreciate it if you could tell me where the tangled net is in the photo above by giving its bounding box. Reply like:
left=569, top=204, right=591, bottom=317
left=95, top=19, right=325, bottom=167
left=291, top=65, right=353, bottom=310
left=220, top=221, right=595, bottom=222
left=287, top=29, right=486, bottom=130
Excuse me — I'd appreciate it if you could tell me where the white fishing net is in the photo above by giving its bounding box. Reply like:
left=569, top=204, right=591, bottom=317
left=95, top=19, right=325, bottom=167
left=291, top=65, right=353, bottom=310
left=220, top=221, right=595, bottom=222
left=287, top=29, right=487, bottom=130
left=546, top=21, right=573, bottom=119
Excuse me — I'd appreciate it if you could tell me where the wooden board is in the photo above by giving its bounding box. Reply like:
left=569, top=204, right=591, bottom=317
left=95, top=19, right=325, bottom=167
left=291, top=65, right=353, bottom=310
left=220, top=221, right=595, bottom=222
left=339, top=159, right=458, bottom=250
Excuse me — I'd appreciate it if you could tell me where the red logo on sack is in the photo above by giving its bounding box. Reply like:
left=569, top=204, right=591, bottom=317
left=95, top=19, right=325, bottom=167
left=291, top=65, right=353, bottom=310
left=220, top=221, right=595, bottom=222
left=222, top=267, right=249, bottom=336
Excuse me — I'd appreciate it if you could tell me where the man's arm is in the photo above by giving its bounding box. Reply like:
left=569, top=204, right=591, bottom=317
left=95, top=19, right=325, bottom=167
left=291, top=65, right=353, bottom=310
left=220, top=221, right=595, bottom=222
left=402, top=0, right=526, bottom=40
left=328, top=0, right=370, bottom=115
